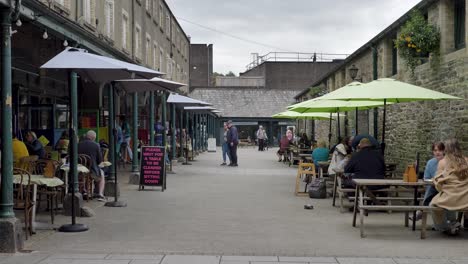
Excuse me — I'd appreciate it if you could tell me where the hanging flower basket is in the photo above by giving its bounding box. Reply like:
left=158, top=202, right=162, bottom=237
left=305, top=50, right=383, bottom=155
left=394, top=10, right=440, bottom=74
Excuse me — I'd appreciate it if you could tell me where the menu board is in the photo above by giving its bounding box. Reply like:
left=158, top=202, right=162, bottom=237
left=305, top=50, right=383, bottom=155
left=139, top=146, right=166, bottom=190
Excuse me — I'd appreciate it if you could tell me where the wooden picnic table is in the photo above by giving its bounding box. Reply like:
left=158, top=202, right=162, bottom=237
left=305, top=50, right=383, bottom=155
left=351, top=178, right=430, bottom=237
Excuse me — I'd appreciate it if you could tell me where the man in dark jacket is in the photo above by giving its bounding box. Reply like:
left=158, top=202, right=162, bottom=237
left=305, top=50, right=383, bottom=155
left=226, top=120, right=239, bottom=166
left=344, top=138, right=385, bottom=188
left=78, top=130, right=106, bottom=201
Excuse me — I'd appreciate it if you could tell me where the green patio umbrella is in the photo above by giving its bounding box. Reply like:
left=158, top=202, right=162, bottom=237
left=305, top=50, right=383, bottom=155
left=272, top=111, right=335, bottom=120
left=288, top=98, right=388, bottom=147
left=318, top=78, right=462, bottom=152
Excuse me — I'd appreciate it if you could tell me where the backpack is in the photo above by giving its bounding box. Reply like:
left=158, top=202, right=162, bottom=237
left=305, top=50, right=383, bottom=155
left=308, top=178, right=327, bottom=199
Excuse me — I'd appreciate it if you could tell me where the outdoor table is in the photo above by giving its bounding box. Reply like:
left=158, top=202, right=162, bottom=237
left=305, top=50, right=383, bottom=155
left=60, top=164, right=90, bottom=194
left=351, top=179, right=428, bottom=232
left=99, top=161, right=112, bottom=168
left=13, top=174, right=64, bottom=232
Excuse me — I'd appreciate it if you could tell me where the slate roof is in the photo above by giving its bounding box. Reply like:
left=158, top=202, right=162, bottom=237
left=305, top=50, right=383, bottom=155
left=189, top=87, right=299, bottom=118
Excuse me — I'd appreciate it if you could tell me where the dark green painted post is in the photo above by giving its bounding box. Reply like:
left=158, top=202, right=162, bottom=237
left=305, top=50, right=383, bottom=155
left=70, top=72, right=79, bottom=192
left=196, top=114, right=200, bottom=151
left=131, top=92, right=139, bottom=172
left=161, top=93, right=167, bottom=149
left=184, top=111, right=189, bottom=162
left=107, top=83, right=116, bottom=183
left=149, top=91, right=155, bottom=146
left=190, top=112, right=195, bottom=156
left=179, top=109, right=183, bottom=157
left=372, top=47, right=378, bottom=139
left=0, top=9, right=13, bottom=218
left=171, top=104, right=176, bottom=159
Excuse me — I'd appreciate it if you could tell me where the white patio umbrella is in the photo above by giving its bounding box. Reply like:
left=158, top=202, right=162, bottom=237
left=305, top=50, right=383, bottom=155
left=40, top=47, right=163, bottom=232
left=114, top=77, right=186, bottom=93
left=167, top=93, right=212, bottom=106
left=41, top=47, right=163, bottom=82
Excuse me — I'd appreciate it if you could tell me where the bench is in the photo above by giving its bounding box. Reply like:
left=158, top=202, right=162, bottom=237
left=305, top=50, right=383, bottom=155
left=356, top=205, right=444, bottom=239
left=332, top=174, right=424, bottom=212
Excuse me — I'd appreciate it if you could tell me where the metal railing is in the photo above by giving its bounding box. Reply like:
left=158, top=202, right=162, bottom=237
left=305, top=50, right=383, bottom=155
left=245, top=52, right=349, bottom=71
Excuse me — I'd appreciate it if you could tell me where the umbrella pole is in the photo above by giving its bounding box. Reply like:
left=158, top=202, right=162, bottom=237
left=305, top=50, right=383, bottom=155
left=183, top=111, right=191, bottom=165
left=381, top=99, right=386, bottom=154
left=337, top=112, right=341, bottom=141
left=59, top=71, right=88, bottom=233
left=355, top=107, right=358, bottom=135
left=105, top=82, right=126, bottom=207
left=328, top=113, right=332, bottom=149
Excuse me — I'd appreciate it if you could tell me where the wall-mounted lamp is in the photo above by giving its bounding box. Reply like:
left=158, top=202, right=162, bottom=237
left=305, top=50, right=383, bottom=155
left=63, top=39, right=68, bottom=47
left=349, top=64, right=362, bottom=82
left=42, top=30, right=48, bottom=39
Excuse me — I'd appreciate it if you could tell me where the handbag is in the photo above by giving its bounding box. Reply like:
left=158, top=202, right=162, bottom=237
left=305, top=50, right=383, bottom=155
left=308, top=178, right=327, bottom=199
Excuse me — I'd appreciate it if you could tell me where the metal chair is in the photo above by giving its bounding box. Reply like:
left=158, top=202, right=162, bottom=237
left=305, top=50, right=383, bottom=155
left=33, top=159, right=63, bottom=224
left=13, top=168, right=34, bottom=239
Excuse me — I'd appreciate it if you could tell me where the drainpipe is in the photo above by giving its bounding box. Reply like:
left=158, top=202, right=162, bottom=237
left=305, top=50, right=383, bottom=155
left=372, top=46, right=378, bottom=139
left=149, top=91, right=155, bottom=145
left=131, top=0, right=135, bottom=60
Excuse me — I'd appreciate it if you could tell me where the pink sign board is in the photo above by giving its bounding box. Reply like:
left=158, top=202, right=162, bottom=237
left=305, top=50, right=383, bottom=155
left=139, top=146, right=166, bottom=188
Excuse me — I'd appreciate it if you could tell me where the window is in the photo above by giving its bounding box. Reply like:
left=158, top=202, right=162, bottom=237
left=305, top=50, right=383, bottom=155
left=146, top=34, right=151, bottom=66
left=122, top=10, right=129, bottom=51
left=166, top=14, right=170, bottom=36
left=83, top=0, right=95, bottom=26
left=145, top=0, right=151, bottom=12
left=159, top=48, right=164, bottom=72
left=153, top=0, right=158, bottom=23
left=454, top=0, right=466, bottom=50
left=135, top=25, right=142, bottom=59
left=159, top=4, right=164, bottom=28
left=105, top=0, right=114, bottom=39
left=166, top=54, right=172, bottom=79
left=153, top=42, right=159, bottom=70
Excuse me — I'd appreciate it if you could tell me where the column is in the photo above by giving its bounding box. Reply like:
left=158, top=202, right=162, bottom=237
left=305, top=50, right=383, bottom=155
left=131, top=92, right=139, bottom=172
left=149, top=91, right=155, bottom=146
left=161, top=93, right=167, bottom=150
left=171, top=104, right=176, bottom=160
left=107, top=83, right=116, bottom=184
left=0, top=9, right=14, bottom=219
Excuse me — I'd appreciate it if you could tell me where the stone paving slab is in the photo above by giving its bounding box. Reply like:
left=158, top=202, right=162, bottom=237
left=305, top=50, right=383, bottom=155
left=279, top=256, right=337, bottom=262
left=222, top=255, right=278, bottom=262
left=161, top=255, right=220, bottom=264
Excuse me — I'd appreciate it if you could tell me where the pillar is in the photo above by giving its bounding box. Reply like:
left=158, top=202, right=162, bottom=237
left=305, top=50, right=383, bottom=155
left=0, top=8, right=23, bottom=253
left=149, top=91, right=155, bottom=146
left=104, top=83, right=117, bottom=196
left=131, top=92, right=139, bottom=172
left=161, top=93, right=167, bottom=149
left=171, top=104, right=176, bottom=159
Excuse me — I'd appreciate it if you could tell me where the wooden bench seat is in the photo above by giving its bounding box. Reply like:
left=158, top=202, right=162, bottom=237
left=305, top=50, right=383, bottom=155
left=357, top=205, right=444, bottom=239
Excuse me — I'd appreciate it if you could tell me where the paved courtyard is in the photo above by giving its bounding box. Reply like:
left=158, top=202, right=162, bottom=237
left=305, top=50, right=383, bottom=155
left=1, top=147, right=467, bottom=263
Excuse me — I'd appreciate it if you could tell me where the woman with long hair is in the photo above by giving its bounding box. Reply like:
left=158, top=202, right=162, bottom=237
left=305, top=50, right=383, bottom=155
left=430, top=138, right=468, bottom=235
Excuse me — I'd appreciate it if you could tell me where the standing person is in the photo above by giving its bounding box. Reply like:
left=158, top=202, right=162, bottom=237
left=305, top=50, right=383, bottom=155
left=226, top=120, right=239, bottom=167
left=120, top=116, right=133, bottom=162
left=155, top=116, right=165, bottom=146
left=256, top=125, right=266, bottom=151
left=430, top=139, right=468, bottom=235
left=220, top=122, right=231, bottom=166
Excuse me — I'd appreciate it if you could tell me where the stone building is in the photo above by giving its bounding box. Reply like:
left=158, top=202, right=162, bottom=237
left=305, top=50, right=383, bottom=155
left=189, top=52, right=344, bottom=145
left=190, top=44, right=213, bottom=88
left=8, top=0, right=189, bottom=144
left=295, top=0, right=467, bottom=171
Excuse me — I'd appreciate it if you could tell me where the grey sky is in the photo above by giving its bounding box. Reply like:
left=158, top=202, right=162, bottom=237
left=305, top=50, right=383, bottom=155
left=167, top=0, right=421, bottom=75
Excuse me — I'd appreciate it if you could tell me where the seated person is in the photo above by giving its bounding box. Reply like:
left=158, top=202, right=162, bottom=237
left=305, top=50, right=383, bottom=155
left=328, top=137, right=351, bottom=175
left=55, top=130, right=70, bottom=157
left=276, top=135, right=291, bottom=162
left=312, top=141, right=329, bottom=168
left=343, top=138, right=385, bottom=189
left=25, top=131, right=46, bottom=159
left=299, top=133, right=311, bottom=149
left=78, top=130, right=106, bottom=202
left=351, top=134, right=379, bottom=151
left=12, top=136, right=29, bottom=164
left=423, top=141, right=445, bottom=205
left=430, top=139, right=468, bottom=235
